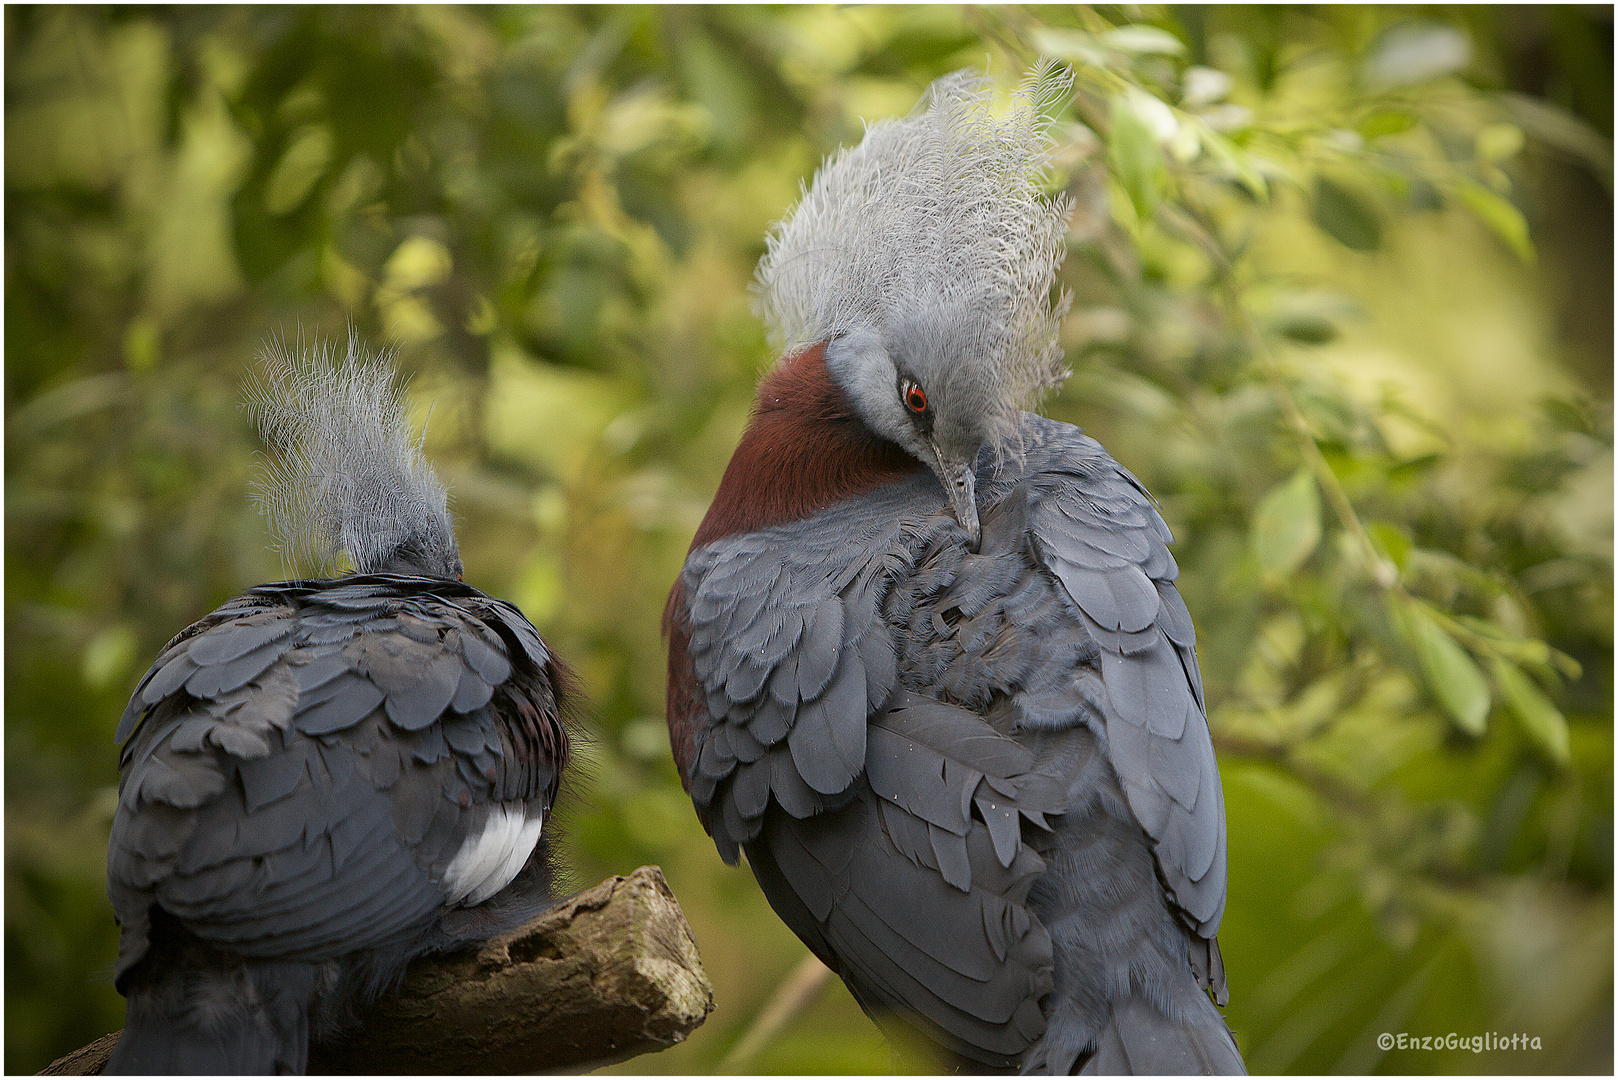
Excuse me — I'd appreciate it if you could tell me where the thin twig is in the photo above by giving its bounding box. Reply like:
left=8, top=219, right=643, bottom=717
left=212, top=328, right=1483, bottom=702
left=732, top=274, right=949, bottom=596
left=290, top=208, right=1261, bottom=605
left=716, top=951, right=835, bottom=1074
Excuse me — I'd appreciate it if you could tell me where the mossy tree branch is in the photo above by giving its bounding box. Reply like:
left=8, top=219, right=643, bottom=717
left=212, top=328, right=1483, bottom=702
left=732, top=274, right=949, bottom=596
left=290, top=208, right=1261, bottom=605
left=42, top=866, right=713, bottom=1076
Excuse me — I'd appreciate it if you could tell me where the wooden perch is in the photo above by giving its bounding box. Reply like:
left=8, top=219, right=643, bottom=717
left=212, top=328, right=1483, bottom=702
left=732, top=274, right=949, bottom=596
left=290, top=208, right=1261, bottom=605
left=42, top=865, right=714, bottom=1075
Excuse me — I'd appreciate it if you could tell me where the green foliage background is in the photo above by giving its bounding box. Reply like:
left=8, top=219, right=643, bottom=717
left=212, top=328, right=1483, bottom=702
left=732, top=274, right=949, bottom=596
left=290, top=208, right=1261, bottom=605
left=6, top=5, right=1611, bottom=1074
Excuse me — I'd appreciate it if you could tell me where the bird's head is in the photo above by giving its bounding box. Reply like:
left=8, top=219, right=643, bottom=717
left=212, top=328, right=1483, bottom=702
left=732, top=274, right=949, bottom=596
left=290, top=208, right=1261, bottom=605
left=821, top=316, right=1006, bottom=547
left=755, top=65, right=1074, bottom=549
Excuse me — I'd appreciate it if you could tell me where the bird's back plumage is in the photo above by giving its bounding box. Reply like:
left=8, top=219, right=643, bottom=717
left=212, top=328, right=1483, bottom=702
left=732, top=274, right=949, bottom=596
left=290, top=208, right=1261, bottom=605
left=107, top=345, right=571, bottom=1074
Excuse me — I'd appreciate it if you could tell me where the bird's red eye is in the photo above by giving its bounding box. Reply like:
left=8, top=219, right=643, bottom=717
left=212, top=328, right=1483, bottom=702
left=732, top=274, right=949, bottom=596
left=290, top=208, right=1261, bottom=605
left=904, top=384, right=928, bottom=414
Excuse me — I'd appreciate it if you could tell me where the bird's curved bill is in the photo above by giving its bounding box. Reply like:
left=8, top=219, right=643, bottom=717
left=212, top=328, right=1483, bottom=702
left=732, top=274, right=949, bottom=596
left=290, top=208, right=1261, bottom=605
left=931, top=444, right=980, bottom=550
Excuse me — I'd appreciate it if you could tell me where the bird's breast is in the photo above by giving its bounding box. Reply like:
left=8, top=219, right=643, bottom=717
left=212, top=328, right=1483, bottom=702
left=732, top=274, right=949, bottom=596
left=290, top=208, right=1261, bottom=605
left=883, top=485, right=1104, bottom=736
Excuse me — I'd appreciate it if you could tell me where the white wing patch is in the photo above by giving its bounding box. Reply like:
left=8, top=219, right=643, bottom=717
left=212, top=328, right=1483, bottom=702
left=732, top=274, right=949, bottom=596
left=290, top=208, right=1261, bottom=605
left=441, top=802, right=545, bottom=906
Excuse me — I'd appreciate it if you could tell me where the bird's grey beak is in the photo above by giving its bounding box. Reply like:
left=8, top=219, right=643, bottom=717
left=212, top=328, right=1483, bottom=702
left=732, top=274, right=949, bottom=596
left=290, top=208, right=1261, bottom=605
left=931, top=444, right=980, bottom=551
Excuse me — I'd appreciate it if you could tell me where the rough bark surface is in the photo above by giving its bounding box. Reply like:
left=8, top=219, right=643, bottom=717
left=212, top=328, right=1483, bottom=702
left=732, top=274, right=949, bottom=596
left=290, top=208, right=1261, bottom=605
left=42, top=866, right=714, bottom=1075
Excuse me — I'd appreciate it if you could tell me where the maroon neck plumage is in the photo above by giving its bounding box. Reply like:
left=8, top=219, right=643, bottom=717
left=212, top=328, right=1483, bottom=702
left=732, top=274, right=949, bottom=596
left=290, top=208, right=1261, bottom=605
left=688, top=342, right=923, bottom=550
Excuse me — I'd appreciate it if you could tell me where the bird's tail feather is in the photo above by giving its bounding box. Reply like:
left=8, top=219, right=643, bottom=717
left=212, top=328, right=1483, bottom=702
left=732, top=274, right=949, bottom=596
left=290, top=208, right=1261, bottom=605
left=105, top=959, right=318, bottom=1075
left=106, top=1015, right=295, bottom=1075
left=1073, top=992, right=1245, bottom=1076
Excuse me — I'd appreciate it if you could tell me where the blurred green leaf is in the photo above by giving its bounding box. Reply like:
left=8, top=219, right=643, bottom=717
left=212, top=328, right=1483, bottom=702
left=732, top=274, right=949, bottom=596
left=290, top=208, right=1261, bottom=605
left=1252, top=468, right=1321, bottom=576
left=81, top=626, right=136, bottom=691
left=1277, top=314, right=1337, bottom=347
left=1357, top=110, right=1417, bottom=140
left=1363, top=23, right=1471, bottom=90
left=484, top=348, right=629, bottom=481
left=1198, top=125, right=1267, bottom=199
left=1452, top=615, right=1553, bottom=668
left=1029, top=27, right=1107, bottom=69
left=1181, top=66, right=1231, bottom=107
left=1366, top=521, right=1413, bottom=572
left=1490, top=658, right=1570, bottom=766
left=1475, top=123, right=1526, bottom=163
left=263, top=124, right=333, bottom=215
left=1499, top=90, right=1614, bottom=189
left=383, top=237, right=453, bottom=292
left=1265, top=291, right=1363, bottom=346
left=1405, top=604, right=1491, bottom=735
left=1454, top=179, right=1535, bottom=263
left=1313, top=175, right=1383, bottom=252
left=1107, top=93, right=1167, bottom=222
left=1099, top=24, right=1185, bottom=56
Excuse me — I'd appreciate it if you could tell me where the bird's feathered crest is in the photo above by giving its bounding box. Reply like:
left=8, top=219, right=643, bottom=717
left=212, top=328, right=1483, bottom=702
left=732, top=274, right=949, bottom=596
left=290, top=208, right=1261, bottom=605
left=756, top=63, right=1074, bottom=446
left=246, top=336, right=462, bottom=580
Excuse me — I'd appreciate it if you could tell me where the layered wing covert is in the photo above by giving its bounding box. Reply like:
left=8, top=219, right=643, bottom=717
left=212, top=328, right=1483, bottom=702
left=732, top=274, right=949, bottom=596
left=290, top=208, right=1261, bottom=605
left=1020, top=421, right=1227, bottom=941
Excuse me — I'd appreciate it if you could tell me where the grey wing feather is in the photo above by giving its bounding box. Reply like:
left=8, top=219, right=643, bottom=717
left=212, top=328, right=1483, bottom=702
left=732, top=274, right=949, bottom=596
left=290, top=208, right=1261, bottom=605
left=680, top=479, right=937, bottom=846
left=678, top=475, right=1077, bottom=1065
left=1025, top=421, right=1227, bottom=937
left=746, top=692, right=1067, bottom=1068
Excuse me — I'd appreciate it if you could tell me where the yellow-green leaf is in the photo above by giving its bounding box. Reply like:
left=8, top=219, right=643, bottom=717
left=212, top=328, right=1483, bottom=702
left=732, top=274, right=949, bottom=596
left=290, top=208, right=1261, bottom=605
left=263, top=124, right=333, bottom=216
left=1366, top=521, right=1413, bottom=572
left=1253, top=467, right=1321, bottom=576
left=1455, top=179, right=1534, bottom=263
left=1358, top=110, right=1417, bottom=140
left=82, top=625, right=137, bottom=691
left=1200, top=126, right=1267, bottom=200
left=384, top=236, right=453, bottom=292
left=1100, top=24, right=1186, bottom=56
left=1491, top=658, right=1570, bottom=765
left=1476, top=122, right=1525, bottom=162
left=1409, top=606, right=1490, bottom=735
left=1108, top=95, right=1166, bottom=222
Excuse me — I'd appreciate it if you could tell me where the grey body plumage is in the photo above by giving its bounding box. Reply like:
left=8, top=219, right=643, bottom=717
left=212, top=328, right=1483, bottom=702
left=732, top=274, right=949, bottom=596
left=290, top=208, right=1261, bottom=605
left=106, top=344, right=570, bottom=1074
left=669, top=67, right=1243, bottom=1073
left=677, top=420, right=1239, bottom=1072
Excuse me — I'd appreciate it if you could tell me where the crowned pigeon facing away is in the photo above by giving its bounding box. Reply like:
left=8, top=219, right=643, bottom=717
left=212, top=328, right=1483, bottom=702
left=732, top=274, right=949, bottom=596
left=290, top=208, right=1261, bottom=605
left=664, top=67, right=1245, bottom=1074
left=105, top=341, right=572, bottom=1074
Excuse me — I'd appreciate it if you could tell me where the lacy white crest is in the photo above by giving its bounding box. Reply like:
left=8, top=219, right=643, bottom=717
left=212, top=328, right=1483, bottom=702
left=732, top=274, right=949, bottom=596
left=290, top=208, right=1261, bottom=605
left=756, top=63, right=1075, bottom=437
left=245, top=335, right=458, bottom=579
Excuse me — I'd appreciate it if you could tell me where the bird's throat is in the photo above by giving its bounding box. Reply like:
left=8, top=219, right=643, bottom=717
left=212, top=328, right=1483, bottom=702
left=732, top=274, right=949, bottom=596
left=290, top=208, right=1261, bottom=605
left=688, top=343, right=923, bottom=550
